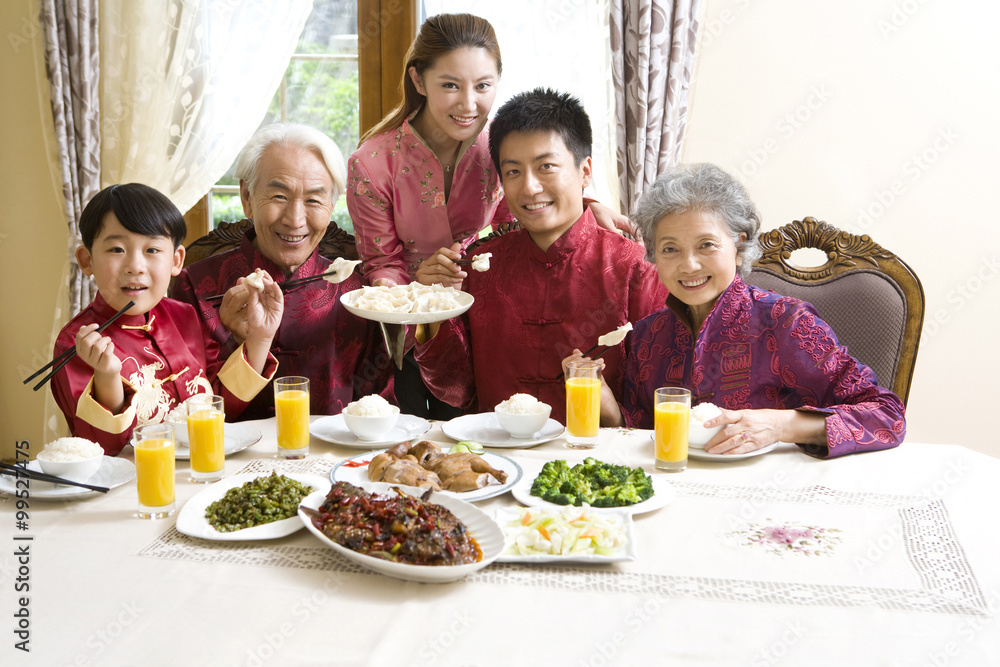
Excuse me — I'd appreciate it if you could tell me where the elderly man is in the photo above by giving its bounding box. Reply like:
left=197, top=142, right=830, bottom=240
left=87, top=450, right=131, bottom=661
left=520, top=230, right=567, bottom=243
left=173, top=123, right=393, bottom=419
left=414, top=89, right=668, bottom=422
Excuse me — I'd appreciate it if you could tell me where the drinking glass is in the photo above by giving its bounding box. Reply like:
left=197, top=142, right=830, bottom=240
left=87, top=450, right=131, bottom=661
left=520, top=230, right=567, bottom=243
left=187, top=394, right=225, bottom=482
left=134, top=423, right=176, bottom=519
left=275, top=376, right=310, bottom=459
left=654, top=387, right=691, bottom=472
left=565, top=360, right=602, bottom=449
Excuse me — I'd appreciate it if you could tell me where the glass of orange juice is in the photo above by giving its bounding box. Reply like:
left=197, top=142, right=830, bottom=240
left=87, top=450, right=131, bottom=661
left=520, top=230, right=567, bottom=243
left=275, top=376, right=310, bottom=459
left=654, top=387, right=691, bottom=472
left=187, top=394, right=225, bottom=482
left=134, top=423, right=176, bottom=519
left=565, top=360, right=602, bottom=449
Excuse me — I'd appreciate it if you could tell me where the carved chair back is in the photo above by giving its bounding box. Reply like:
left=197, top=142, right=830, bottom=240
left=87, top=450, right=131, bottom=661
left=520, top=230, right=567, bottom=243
left=749, top=217, right=924, bottom=404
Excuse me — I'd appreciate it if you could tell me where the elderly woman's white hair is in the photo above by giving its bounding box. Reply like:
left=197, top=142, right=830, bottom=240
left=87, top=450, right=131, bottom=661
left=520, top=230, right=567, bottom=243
left=632, top=163, right=762, bottom=278
left=235, top=123, right=347, bottom=200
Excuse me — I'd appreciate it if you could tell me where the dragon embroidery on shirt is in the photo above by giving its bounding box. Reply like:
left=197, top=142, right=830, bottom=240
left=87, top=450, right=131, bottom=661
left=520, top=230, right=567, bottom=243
left=121, top=353, right=193, bottom=425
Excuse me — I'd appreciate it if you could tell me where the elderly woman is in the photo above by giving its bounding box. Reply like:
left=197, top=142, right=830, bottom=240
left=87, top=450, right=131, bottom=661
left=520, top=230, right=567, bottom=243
left=173, top=123, right=394, bottom=419
left=593, top=163, right=905, bottom=458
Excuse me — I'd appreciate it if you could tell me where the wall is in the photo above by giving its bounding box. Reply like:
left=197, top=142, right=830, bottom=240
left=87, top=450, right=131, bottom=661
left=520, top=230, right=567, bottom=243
left=0, top=0, right=71, bottom=460
left=683, top=0, right=1000, bottom=456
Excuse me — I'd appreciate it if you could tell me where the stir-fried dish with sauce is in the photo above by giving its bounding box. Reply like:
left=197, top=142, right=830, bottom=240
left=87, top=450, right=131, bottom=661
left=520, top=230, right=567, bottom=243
left=303, top=482, right=481, bottom=566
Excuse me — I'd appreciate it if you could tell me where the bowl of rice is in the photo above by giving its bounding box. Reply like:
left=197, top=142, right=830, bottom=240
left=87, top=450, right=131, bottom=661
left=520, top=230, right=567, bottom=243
left=36, top=437, right=104, bottom=482
left=688, top=402, right=723, bottom=449
left=494, top=394, right=551, bottom=439
left=165, top=405, right=189, bottom=444
left=343, top=395, right=400, bottom=441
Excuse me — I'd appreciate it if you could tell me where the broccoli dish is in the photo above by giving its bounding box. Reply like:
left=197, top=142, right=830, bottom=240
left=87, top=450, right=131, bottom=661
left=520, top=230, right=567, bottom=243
left=529, top=458, right=654, bottom=507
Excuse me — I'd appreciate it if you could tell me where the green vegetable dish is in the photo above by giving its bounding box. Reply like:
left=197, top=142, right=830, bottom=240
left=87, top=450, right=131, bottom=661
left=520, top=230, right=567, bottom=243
left=205, top=472, right=314, bottom=532
left=529, top=458, right=654, bottom=508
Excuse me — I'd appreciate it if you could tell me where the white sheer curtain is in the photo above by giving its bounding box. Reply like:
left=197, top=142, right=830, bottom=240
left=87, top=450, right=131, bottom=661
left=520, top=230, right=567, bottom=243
left=422, top=0, right=619, bottom=211
left=99, top=0, right=314, bottom=213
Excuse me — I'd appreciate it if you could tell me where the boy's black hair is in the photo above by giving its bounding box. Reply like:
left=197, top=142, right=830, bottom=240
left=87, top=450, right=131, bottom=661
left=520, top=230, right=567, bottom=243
left=488, top=87, right=593, bottom=173
left=79, top=183, right=186, bottom=249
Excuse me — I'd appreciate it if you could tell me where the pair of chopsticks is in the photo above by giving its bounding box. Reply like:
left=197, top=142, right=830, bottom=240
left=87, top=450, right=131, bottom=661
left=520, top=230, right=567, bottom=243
left=205, top=268, right=343, bottom=303
left=554, top=341, right=620, bottom=382
left=22, top=300, right=135, bottom=392
left=0, top=462, right=109, bottom=493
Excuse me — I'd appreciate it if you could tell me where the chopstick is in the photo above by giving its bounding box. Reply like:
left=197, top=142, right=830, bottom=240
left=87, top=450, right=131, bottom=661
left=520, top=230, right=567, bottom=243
left=205, top=268, right=344, bottom=302
left=555, top=344, right=612, bottom=381
left=0, top=462, right=110, bottom=493
left=23, top=300, right=135, bottom=391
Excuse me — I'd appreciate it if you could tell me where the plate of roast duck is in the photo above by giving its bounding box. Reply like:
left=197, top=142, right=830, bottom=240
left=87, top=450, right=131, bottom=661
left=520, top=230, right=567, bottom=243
left=329, top=440, right=523, bottom=502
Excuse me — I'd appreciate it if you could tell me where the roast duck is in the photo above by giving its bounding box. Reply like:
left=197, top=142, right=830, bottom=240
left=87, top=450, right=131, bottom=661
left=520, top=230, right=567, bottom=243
left=368, top=441, right=507, bottom=492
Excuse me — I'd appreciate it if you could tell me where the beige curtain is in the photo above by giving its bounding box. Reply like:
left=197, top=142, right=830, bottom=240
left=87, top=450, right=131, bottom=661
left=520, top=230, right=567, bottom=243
left=99, top=0, right=314, bottom=213
left=611, top=0, right=702, bottom=214
left=41, top=0, right=101, bottom=315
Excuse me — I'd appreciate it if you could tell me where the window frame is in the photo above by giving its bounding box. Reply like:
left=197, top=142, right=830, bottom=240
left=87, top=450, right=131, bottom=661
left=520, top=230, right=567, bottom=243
left=182, top=0, right=417, bottom=245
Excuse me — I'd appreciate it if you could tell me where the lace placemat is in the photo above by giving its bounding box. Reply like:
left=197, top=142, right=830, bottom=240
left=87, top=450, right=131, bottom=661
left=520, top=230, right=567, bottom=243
left=138, top=472, right=989, bottom=616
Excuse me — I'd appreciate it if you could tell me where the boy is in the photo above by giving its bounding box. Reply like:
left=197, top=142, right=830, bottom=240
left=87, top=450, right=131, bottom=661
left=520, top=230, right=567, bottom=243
left=413, top=88, right=668, bottom=422
left=52, top=183, right=281, bottom=455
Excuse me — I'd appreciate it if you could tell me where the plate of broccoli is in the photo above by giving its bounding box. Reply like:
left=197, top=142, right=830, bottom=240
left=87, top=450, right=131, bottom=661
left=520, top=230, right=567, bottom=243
left=511, top=457, right=675, bottom=515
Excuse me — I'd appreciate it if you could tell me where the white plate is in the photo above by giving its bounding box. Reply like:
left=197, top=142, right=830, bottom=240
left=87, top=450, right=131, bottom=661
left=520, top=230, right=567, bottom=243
left=174, top=423, right=262, bottom=460
left=688, top=441, right=780, bottom=461
left=442, top=413, right=566, bottom=448
left=511, top=469, right=675, bottom=515
left=310, top=414, right=431, bottom=448
left=298, top=482, right=504, bottom=583
left=175, top=472, right=326, bottom=541
left=0, top=458, right=135, bottom=501
left=340, top=289, right=474, bottom=325
left=330, top=449, right=522, bottom=502
left=495, top=506, right=636, bottom=564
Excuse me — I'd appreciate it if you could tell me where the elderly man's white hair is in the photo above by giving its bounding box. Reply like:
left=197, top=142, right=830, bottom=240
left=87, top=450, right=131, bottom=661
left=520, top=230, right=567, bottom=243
left=235, top=123, right=347, bottom=200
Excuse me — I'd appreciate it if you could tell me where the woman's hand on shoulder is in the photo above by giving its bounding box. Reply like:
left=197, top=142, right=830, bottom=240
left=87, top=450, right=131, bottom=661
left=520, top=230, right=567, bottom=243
left=588, top=201, right=641, bottom=239
left=416, top=242, right=466, bottom=289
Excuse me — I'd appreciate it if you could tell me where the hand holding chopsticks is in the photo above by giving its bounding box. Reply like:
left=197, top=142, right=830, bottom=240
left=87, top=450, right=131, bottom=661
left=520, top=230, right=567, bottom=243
left=0, top=462, right=109, bottom=493
left=206, top=259, right=362, bottom=303
left=22, top=300, right=135, bottom=392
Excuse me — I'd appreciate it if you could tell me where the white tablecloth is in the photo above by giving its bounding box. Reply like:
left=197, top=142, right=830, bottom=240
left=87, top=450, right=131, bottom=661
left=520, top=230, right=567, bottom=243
left=3, top=419, right=998, bottom=666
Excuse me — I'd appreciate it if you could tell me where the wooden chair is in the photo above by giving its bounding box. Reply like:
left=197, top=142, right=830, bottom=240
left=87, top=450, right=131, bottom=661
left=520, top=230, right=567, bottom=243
left=749, top=217, right=924, bottom=404
left=183, top=219, right=359, bottom=267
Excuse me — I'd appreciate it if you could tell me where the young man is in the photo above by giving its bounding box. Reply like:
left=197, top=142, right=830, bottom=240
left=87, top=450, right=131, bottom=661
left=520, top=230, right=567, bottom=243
left=414, top=88, right=668, bottom=422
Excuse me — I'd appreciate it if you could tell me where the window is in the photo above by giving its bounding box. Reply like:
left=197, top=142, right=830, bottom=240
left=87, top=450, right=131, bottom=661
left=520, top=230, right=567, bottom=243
left=185, top=0, right=418, bottom=241
left=210, top=0, right=360, bottom=233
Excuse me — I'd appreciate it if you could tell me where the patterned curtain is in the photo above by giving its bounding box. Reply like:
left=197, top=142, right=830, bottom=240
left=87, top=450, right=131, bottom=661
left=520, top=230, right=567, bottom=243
left=611, top=0, right=703, bottom=215
left=40, top=0, right=101, bottom=315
